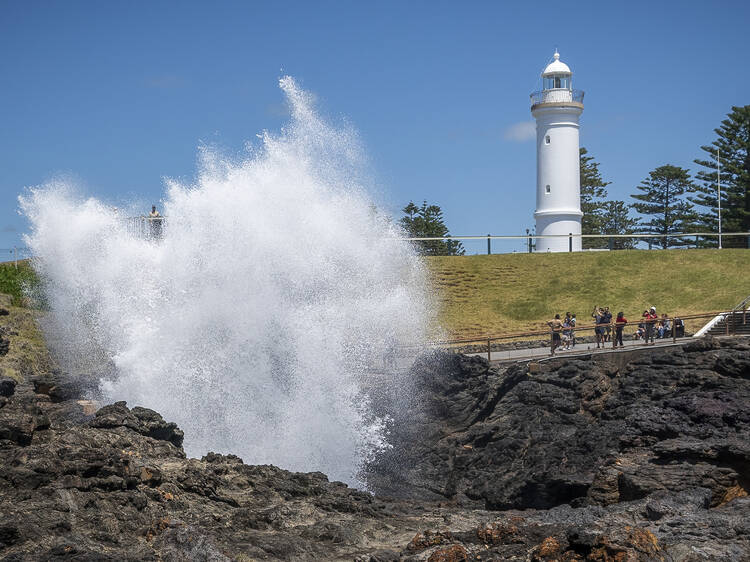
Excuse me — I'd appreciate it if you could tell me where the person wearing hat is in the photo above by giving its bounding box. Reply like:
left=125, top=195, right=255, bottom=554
left=643, top=306, right=658, bottom=345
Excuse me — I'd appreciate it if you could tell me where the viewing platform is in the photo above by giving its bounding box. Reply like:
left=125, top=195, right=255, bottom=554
left=530, top=88, right=585, bottom=110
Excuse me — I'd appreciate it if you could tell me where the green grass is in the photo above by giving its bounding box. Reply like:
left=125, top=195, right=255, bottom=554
left=2, top=251, right=748, bottom=341
left=0, top=261, right=38, bottom=307
left=427, top=249, right=750, bottom=338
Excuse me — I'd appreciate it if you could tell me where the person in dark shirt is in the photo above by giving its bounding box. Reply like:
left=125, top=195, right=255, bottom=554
left=548, top=314, right=563, bottom=356
left=613, top=311, right=627, bottom=348
left=603, top=307, right=613, bottom=342
left=674, top=317, right=685, bottom=338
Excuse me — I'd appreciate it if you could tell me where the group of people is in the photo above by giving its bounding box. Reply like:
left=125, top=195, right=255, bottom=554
left=634, top=308, right=685, bottom=343
left=548, top=306, right=686, bottom=355
left=547, top=312, right=577, bottom=354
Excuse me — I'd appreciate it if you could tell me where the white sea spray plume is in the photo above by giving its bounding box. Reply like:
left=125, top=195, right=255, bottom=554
left=20, top=77, right=435, bottom=487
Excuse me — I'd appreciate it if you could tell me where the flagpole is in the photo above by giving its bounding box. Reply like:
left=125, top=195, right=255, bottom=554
left=717, top=149, right=722, bottom=249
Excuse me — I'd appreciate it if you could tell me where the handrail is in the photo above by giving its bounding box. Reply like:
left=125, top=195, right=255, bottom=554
left=431, top=310, right=745, bottom=362
left=731, top=294, right=750, bottom=314
left=530, top=89, right=585, bottom=106
left=436, top=310, right=731, bottom=346
left=399, top=232, right=750, bottom=241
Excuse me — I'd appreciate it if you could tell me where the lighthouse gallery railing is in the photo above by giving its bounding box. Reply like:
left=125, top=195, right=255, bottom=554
left=530, top=89, right=585, bottom=106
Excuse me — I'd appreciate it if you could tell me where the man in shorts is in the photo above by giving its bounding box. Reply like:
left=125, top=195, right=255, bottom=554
left=548, top=314, right=564, bottom=356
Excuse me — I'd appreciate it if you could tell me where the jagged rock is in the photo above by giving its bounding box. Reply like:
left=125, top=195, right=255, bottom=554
left=32, top=372, right=101, bottom=403
left=90, top=402, right=184, bottom=448
left=368, top=338, right=750, bottom=518
left=0, top=377, right=16, bottom=398
left=0, top=333, right=748, bottom=560
left=0, top=337, right=9, bottom=357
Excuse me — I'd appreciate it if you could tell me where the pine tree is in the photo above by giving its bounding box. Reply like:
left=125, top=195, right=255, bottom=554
left=691, top=105, right=750, bottom=248
left=631, top=165, right=696, bottom=249
left=580, top=147, right=610, bottom=248
left=599, top=201, right=639, bottom=249
left=579, top=148, right=637, bottom=249
left=399, top=201, right=465, bottom=256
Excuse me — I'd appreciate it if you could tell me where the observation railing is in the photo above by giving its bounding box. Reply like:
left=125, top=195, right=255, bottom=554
left=713, top=295, right=750, bottom=337
left=403, top=232, right=750, bottom=254
left=530, top=89, right=585, bottom=107
left=0, top=247, right=33, bottom=268
left=432, top=310, right=748, bottom=363
left=124, top=216, right=166, bottom=240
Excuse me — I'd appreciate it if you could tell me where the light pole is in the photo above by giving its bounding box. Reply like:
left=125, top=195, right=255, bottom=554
left=717, top=149, right=722, bottom=249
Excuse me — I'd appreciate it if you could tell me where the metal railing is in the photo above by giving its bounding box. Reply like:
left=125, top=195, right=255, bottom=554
left=124, top=216, right=166, bottom=240
left=402, top=232, right=750, bottom=254
left=723, top=295, right=750, bottom=336
left=530, top=88, right=585, bottom=107
left=0, top=247, right=33, bottom=268
left=433, top=310, right=746, bottom=363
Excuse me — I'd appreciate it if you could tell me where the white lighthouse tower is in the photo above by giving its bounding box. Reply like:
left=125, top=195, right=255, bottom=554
left=531, top=51, right=585, bottom=252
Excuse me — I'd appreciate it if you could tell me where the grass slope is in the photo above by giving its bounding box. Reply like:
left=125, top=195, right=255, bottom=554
left=3, top=251, right=748, bottom=342
left=0, top=292, right=52, bottom=383
left=0, top=261, right=37, bottom=307
left=428, top=249, right=750, bottom=338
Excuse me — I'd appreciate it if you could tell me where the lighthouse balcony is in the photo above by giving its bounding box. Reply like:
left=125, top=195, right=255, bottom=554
left=530, top=88, right=584, bottom=109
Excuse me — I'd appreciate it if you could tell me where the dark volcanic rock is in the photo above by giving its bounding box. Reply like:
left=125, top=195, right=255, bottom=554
left=90, top=401, right=184, bottom=448
left=0, top=377, right=15, bottom=398
left=1, top=308, right=749, bottom=561
left=369, top=338, right=750, bottom=514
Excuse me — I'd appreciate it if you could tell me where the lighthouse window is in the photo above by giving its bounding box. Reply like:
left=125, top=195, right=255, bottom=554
left=545, top=135, right=550, bottom=144
left=545, top=76, right=570, bottom=89
left=545, top=184, right=551, bottom=194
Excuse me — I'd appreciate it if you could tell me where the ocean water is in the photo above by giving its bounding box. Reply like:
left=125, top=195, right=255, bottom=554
left=20, top=77, right=435, bottom=487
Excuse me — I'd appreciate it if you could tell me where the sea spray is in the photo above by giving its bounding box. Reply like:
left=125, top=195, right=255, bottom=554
left=20, top=77, right=435, bottom=487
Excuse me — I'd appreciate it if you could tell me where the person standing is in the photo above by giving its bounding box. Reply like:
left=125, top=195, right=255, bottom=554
left=563, top=312, right=573, bottom=350
left=644, top=306, right=658, bottom=345
left=613, top=311, right=627, bottom=348
left=603, top=307, right=613, bottom=342
left=148, top=205, right=162, bottom=239
left=592, top=306, right=605, bottom=349
left=548, top=314, right=563, bottom=356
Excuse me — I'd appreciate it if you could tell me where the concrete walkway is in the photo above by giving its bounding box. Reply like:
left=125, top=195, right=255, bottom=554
left=466, top=336, right=694, bottom=364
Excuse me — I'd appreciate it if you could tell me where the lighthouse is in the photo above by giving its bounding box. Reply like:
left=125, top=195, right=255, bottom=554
left=531, top=51, right=585, bottom=252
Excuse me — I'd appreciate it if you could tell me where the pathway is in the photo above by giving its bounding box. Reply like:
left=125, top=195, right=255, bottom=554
left=466, top=336, right=695, bottom=364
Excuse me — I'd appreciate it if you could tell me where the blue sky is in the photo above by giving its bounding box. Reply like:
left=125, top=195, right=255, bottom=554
left=2, top=0, right=748, bottom=254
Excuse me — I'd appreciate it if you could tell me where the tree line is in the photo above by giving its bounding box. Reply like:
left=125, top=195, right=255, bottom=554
left=582, top=105, right=750, bottom=249
left=400, top=105, right=749, bottom=255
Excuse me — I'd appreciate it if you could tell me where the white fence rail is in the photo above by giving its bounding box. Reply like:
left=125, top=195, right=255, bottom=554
left=2, top=231, right=749, bottom=263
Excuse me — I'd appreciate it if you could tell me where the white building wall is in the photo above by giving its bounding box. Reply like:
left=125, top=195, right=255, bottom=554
left=532, top=104, right=583, bottom=252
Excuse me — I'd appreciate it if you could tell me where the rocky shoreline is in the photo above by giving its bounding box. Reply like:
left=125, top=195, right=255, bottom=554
left=1, top=298, right=748, bottom=560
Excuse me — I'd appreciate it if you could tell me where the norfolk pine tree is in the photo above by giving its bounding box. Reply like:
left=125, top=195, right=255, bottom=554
left=691, top=105, right=750, bottom=248
left=400, top=201, right=465, bottom=256
left=600, top=200, right=639, bottom=249
left=631, top=165, right=696, bottom=249
left=580, top=147, right=637, bottom=249
left=580, top=147, right=609, bottom=248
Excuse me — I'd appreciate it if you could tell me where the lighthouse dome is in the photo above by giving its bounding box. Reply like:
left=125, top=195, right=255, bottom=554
left=542, top=51, right=571, bottom=76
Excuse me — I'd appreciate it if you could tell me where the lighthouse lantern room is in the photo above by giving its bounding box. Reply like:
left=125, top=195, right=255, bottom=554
left=530, top=51, right=585, bottom=252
